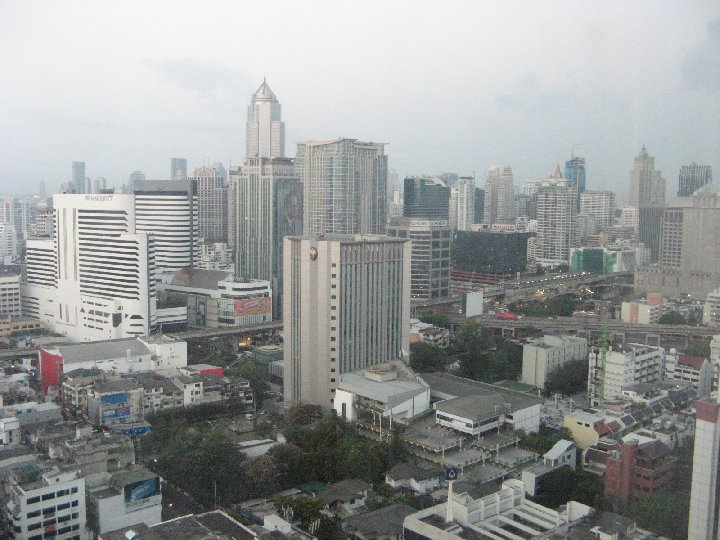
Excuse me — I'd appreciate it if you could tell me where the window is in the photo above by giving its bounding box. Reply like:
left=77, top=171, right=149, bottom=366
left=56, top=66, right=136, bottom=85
left=27, top=496, right=41, bottom=504
left=27, top=510, right=41, bottom=518
left=41, top=493, right=55, bottom=501
left=70, top=500, right=78, bottom=507
left=28, top=523, right=42, bottom=531
left=56, top=489, right=69, bottom=497
left=70, top=487, right=78, bottom=494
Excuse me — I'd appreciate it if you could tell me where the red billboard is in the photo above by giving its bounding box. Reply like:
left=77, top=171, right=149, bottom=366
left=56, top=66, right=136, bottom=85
left=234, top=297, right=272, bottom=317
left=40, top=348, right=63, bottom=394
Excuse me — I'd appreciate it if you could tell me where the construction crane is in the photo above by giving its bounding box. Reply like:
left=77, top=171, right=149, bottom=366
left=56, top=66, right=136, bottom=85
left=589, top=326, right=610, bottom=406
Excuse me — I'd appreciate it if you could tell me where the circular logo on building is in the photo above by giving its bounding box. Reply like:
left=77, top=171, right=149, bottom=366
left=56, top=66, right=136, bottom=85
left=309, top=247, right=318, bottom=261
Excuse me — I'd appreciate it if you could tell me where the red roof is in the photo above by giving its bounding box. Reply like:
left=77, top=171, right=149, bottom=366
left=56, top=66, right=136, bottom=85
left=679, top=355, right=706, bottom=371
left=594, top=423, right=612, bottom=437
left=606, top=420, right=622, bottom=432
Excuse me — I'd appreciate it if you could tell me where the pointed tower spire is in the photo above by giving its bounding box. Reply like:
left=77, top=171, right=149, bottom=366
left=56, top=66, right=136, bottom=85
left=553, top=164, right=563, bottom=179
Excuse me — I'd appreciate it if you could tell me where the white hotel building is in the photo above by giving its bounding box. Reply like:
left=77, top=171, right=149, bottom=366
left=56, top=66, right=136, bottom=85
left=22, top=194, right=156, bottom=342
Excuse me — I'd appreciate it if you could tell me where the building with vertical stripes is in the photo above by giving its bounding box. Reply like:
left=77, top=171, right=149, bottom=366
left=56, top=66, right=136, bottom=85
left=283, top=235, right=410, bottom=408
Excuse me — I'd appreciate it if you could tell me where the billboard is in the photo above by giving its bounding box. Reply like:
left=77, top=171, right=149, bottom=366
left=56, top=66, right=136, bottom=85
left=234, top=297, right=272, bottom=317
left=102, top=407, right=131, bottom=420
left=124, top=477, right=160, bottom=512
left=101, top=392, right=128, bottom=405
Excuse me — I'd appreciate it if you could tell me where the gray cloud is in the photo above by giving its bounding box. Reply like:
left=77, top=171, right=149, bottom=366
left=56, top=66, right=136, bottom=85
left=682, top=18, right=720, bottom=93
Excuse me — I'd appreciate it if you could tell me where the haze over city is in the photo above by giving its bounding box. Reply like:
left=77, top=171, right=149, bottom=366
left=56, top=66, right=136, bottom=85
left=1, top=0, right=718, bottom=196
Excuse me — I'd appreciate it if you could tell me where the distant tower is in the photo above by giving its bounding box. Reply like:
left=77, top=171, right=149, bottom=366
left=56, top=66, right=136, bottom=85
left=171, top=158, right=188, bottom=180
left=189, top=166, right=228, bottom=242
left=564, top=155, right=586, bottom=206
left=296, top=138, right=387, bottom=235
left=678, top=163, right=712, bottom=197
left=449, top=177, right=475, bottom=231
left=629, top=146, right=666, bottom=261
left=38, top=180, right=46, bottom=198
left=483, top=166, right=515, bottom=225
left=72, top=161, right=85, bottom=194
left=535, top=177, right=578, bottom=267
left=246, top=78, right=285, bottom=159
left=403, top=176, right=450, bottom=220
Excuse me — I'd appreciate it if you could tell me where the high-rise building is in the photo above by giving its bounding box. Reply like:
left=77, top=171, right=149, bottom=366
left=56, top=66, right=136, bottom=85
left=388, top=217, right=450, bottom=300
left=403, top=176, right=449, bottom=219
left=232, top=157, right=300, bottom=317
left=0, top=223, right=17, bottom=263
left=483, top=166, right=515, bottom=225
left=92, top=176, right=107, bottom=194
left=438, top=172, right=459, bottom=189
left=21, top=193, right=156, bottom=341
left=283, top=235, right=410, bottom=408
left=134, top=180, right=199, bottom=273
left=688, top=397, right=720, bottom=539
left=171, top=158, right=187, bottom=180
left=678, top=163, right=712, bottom=197
left=580, top=190, right=616, bottom=231
left=296, top=138, right=387, bottom=235
left=564, top=156, right=586, bottom=203
left=449, top=177, right=475, bottom=231
left=0, top=197, right=30, bottom=240
left=474, top=188, right=485, bottom=223
left=246, top=78, right=285, bottom=159
left=452, top=230, right=532, bottom=278
left=535, top=178, right=578, bottom=267
left=635, top=185, right=720, bottom=299
left=72, top=161, right=85, bottom=194
left=629, top=147, right=666, bottom=261
left=189, top=166, right=228, bottom=242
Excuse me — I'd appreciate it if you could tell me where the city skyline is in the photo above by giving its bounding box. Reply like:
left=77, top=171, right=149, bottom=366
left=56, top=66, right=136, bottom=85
left=0, top=1, right=717, bottom=197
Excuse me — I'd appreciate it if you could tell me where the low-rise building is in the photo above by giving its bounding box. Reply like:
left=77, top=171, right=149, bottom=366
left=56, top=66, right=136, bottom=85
left=521, top=335, right=587, bottom=389
left=664, top=350, right=713, bottom=397
left=588, top=343, right=665, bottom=405
left=1, top=465, right=87, bottom=540
left=343, top=503, right=416, bottom=540
left=604, top=439, right=675, bottom=504
left=87, top=467, right=161, bottom=535
left=409, top=319, right=450, bottom=348
left=0, top=417, right=20, bottom=447
left=318, top=479, right=369, bottom=515
left=521, top=439, right=576, bottom=496
left=385, top=463, right=442, bottom=494
left=87, top=380, right=144, bottom=427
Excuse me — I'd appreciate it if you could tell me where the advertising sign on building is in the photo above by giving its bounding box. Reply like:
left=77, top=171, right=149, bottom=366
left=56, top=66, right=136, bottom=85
left=234, top=297, right=272, bottom=317
left=124, top=477, right=161, bottom=512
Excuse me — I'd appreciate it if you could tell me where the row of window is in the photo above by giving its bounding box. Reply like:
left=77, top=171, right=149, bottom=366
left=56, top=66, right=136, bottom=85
left=26, top=487, right=78, bottom=505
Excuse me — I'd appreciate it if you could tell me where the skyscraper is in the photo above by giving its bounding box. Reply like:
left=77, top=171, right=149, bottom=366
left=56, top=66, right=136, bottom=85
left=296, top=138, right=387, bottom=235
left=246, top=78, right=285, bottom=159
left=688, top=398, right=720, bottom=539
left=678, top=163, right=712, bottom=197
left=564, top=156, right=586, bottom=203
left=449, top=177, right=475, bottom=231
left=72, top=161, right=85, bottom=194
left=92, top=177, right=107, bottom=194
left=21, top=193, right=156, bottom=341
left=134, top=180, right=199, bottom=273
left=483, top=166, right=515, bottom=225
left=232, top=157, right=300, bottom=317
left=403, top=176, right=450, bottom=219
left=629, top=147, right=666, bottom=261
left=579, top=190, right=616, bottom=231
left=189, top=166, right=228, bottom=242
left=283, top=235, right=410, bottom=408
left=171, top=158, right=187, bottom=180
left=535, top=178, right=578, bottom=267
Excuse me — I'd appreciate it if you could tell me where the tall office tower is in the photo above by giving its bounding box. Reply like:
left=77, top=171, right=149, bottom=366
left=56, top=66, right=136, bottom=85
left=246, top=78, right=285, bottom=159
left=212, top=161, right=228, bottom=182
left=523, top=180, right=543, bottom=197
left=636, top=185, right=720, bottom=299
left=388, top=218, right=451, bottom=300
left=474, top=188, right=485, bottom=223
left=189, top=166, right=228, bottom=242
left=580, top=190, right=616, bottom=231
left=564, top=155, right=586, bottom=206
left=620, top=206, right=639, bottom=234
left=232, top=157, right=300, bottom=317
left=535, top=178, right=578, bottom=267
left=449, top=177, right=475, bottom=231
left=0, top=223, right=17, bottom=262
left=688, top=398, right=720, bottom=539
left=629, top=147, right=666, bottom=261
left=92, top=177, right=107, bottom=194
left=403, top=176, right=450, bottom=219
left=21, top=193, right=156, bottom=341
left=171, top=158, right=188, bottom=180
left=38, top=180, right=46, bottom=197
left=0, top=197, right=29, bottom=240
left=126, top=170, right=146, bottom=194
left=33, top=204, right=53, bottom=238
left=678, top=163, right=712, bottom=197
left=283, top=235, right=410, bottom=408
left=134, top=180, right=199, bottom=273
left=483, top=166, right=515, bottom=225
left=72, top=161, right=85, bottom=194
left=296, top=138, right=387, bottom=235
left=438, top=172, right=459, bottom=189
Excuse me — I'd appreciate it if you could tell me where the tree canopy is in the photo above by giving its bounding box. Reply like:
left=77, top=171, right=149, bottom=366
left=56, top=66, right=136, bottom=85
left=409, top=342, right=448, bottom=372
left=544, top=359, right=588, bottom=396
left=658, top=311, right=686, bottom=325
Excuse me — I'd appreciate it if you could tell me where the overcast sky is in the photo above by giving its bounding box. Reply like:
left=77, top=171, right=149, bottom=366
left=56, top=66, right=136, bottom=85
left=1, top=1, right=718, bottom=199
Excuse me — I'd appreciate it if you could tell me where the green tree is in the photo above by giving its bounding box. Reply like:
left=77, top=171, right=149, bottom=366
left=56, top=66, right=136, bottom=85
left=409, top=342, right=448, bottom=372
left=686, top=339, right=711, bottom=359
left=228, top=358, right=270, bottom=405
left=456, top=321, right=493, bottom=354
left=658, top=311, right=686, bottom=325
left=531, top=467, right=600, bottom=508
left=419, top=313, right=452, bottom=329
left=629, top=491, right=689, bottom=540
left=544, top=359, right=588, bottom=396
